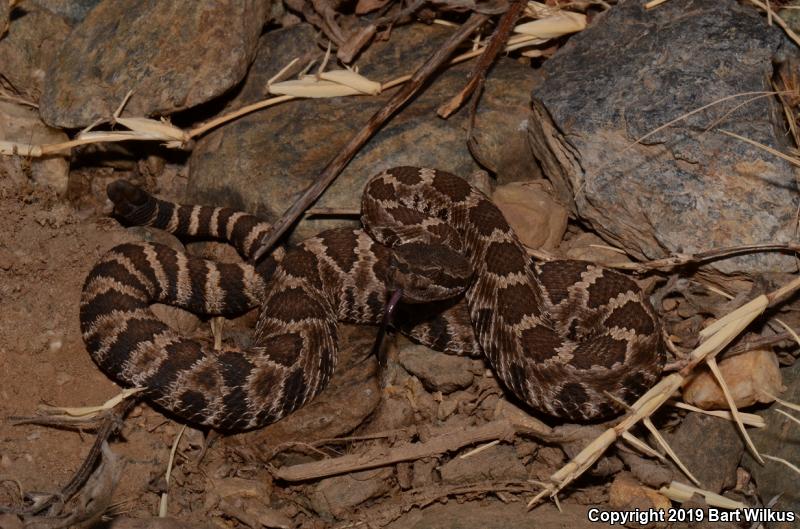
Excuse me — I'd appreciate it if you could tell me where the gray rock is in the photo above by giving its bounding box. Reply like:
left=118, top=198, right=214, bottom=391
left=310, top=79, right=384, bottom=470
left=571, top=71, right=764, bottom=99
left=743, top=359, right=800, bottom=515
left=30, top=0, right=102, bottom=24
left=0, top=5, right=70, bottom=102
left=398, top=344, right=482, bottom=394
left=528, top=0, right=798, bottom=275
left=663, top=412, right=743, bottom=493
left=439, top=444, right=527, bottom=484
left=187, top=22, right=537, bottom=242
left=40, top=0, right=268, bottom=128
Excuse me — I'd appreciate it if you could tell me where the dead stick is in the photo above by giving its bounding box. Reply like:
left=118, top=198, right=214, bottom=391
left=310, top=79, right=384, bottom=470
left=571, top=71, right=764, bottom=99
left=274, top=419, right=517, bottom=482
left=437, top=0, right=525, bottom=118
left=250, top=13, right=489, bottom=263
left=19, top=398, right=135, bottom=516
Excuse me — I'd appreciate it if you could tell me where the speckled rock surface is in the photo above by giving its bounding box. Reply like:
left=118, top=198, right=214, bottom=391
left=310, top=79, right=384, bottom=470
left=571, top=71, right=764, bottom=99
left=187, top=22, right=537, bottom=241
left=528, top=0, right=798, bottom=275
left=40, top=0, right=268, bottom=128
left=0, top=5, right=71, bottom=101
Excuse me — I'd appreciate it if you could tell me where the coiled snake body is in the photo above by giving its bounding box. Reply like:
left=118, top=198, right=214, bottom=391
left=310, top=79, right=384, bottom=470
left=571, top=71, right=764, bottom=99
left=80, top=167, right=664, bottom=430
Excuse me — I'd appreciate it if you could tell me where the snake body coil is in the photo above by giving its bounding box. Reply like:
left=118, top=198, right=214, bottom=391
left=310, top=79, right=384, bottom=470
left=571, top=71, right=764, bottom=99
left=80, top=167, right=664, bottom=430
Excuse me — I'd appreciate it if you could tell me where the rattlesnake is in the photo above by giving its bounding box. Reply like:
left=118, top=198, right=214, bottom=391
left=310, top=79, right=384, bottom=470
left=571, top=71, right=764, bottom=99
left=80, top=167, right=664, bottom=430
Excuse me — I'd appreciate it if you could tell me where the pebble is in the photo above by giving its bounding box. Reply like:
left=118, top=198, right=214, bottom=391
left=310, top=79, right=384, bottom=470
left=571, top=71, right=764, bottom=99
left=608, top=472, right=671, bottom=529
left=398, top=344, right=481, bottom=394
left=682, top=349, right=783, bottom=410
left=492, top=180, right=568, bottom=250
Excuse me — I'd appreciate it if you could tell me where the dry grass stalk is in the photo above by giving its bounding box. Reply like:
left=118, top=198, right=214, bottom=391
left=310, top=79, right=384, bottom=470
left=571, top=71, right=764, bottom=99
left=642, top=417, right=701, bottom=486
left=706, top=356, right=763, bottom=464
left=718, top=129, right=800, bottom=168
left=747, top=0, right=800, bottom=48
left=672, top=402, right=765, bottom=428
left=644, top=0, right=671, bottom=8
left=659, top=481, right=746, bottom=509
left=620, top=431, right=668, bottom=461
left=763, top=454, right=800, bottom=476
left=36, top=387, right=144, bottom=421
left=159, top=424, right=187, bottom=518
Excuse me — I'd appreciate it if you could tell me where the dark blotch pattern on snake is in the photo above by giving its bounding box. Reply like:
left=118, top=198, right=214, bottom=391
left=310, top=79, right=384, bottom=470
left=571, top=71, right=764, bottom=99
left=80, top=167, right=665, bottom=430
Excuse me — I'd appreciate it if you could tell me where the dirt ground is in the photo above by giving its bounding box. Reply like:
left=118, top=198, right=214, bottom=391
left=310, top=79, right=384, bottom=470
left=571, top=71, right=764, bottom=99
left=0, top=172, right=599, bottom=528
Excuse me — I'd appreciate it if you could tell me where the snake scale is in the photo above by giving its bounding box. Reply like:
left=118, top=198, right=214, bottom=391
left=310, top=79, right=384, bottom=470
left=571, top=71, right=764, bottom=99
left=80, top=167, right=665, bottom=430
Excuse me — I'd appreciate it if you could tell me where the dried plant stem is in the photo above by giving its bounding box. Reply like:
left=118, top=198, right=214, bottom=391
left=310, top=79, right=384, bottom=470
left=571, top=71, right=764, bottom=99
left=437, top=0, right=526, bottom=118
left=605, top=242, right=800, bottom=271
left=250, top=13, right=489, bottom=263
left=273, top=417, right=549, bottom=482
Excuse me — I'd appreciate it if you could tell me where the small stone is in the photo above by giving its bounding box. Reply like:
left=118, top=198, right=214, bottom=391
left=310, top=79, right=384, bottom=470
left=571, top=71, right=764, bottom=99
left=1, top=454, right=12, bottom=468
left=682, top=349, right=784, bottom=410
left=49, top=338, right=63, bottom=353
left=492, top=180, right=568, bottom=250
left=209, top=477, right=269, bottom=500
left=398, top=344, right=479, bottom=394
left=310, top=468, right=393, bottom=518
left=608, top=473, right=671, bottom=529
left=439, top=444, right=527, bottom=484
left=412, top=458, right=437, bottom=488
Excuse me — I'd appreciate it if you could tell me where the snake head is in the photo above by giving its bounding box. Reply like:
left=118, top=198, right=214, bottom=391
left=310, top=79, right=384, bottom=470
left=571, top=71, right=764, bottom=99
left=390, top=241, right=472, bottom=303
left=107, top=180, right=157, bottom=225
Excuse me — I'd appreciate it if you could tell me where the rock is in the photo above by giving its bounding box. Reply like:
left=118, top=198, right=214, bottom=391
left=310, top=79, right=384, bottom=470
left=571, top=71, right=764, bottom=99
left=233, top=325, right=380, bottom=446
left=528, top=0, right=797, bottom=275
left=617, top=449, right=674, bottom=489
left=0, top=5, right=70, bottom=101
left=439, top=444, right=527, bottom=484
left=0, top=101, right=69, bottom=193
left=492, top=180, right=568, bottom=250
left=412, top=458, right=437, bottom=488
left=682, top=349, right=784, bottom=410
left=663, top=412, right=743, bottom=493
left=743, top=357, right=800, bottom=515
left=608, top=473, right=671, bottom=529
left=310, top=468, right=393, bottom=519
left=30, top=0, right=102, bottom=24
left=398, top=344, right=482, bottom=394
left=562, top=231, right=631, bottom=265
left=188, top=22, right=537, bottom=242
left=40, top=0, right=268, bottom=128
